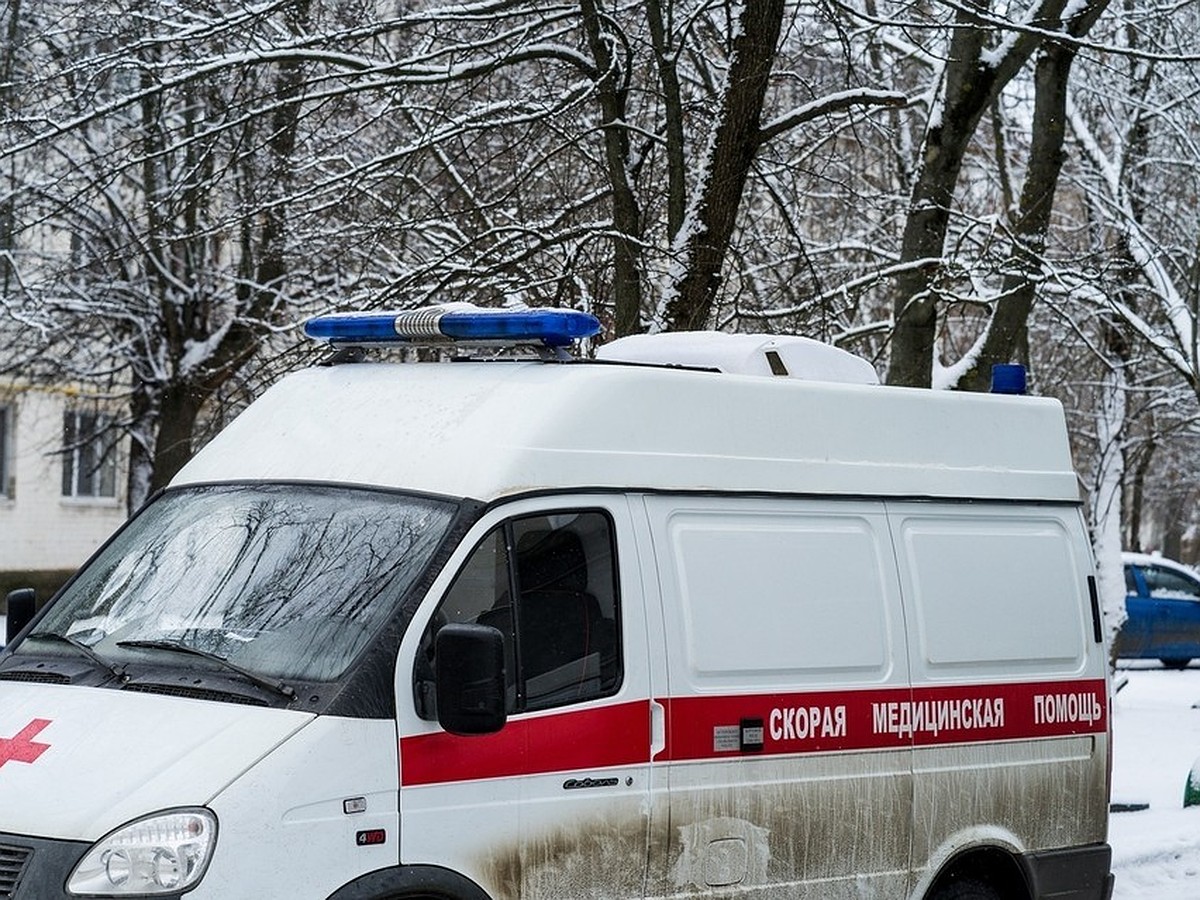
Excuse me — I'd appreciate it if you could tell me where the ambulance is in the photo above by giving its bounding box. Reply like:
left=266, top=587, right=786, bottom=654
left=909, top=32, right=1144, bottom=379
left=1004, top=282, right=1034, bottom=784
left=0, top=305, right=1113, bottom=899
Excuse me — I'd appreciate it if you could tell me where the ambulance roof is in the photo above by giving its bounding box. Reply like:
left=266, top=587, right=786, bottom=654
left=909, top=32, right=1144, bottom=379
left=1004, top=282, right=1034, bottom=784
left=173, top=358, right=1080, bottom=504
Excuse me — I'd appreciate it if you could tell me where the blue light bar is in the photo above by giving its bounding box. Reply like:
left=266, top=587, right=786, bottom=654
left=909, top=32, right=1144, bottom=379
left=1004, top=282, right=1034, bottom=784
left=304, top=304, right=601, bottom=348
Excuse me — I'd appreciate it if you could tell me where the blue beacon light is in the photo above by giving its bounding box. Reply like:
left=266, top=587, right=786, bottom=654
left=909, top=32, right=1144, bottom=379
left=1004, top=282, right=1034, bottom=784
left=991, top=364, right=1028, bottom=395
left=304, top=304, right=601, bottom=348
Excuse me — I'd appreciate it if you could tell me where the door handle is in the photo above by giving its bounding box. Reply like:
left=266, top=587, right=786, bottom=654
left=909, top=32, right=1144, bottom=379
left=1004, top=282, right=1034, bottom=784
left=651, top=700, right=666, bottom=759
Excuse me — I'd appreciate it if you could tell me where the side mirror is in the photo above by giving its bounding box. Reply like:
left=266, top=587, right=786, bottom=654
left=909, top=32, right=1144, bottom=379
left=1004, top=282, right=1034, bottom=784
left=435, top=623, right=508, bottom=736
left=5, top=589, right=36, bottom=646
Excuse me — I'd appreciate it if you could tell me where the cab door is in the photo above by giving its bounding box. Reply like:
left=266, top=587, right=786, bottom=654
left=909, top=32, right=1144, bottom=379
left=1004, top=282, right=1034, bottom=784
left=396, top=496, right=653, bottom=900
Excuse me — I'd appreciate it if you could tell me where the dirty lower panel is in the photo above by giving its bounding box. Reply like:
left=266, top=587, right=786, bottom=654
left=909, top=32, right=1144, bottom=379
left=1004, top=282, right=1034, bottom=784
left=647, top=749, right=912, bottom=899
left=475, top=787, right=651, bottom=900
left=911, top=735, right=1108, bottom=876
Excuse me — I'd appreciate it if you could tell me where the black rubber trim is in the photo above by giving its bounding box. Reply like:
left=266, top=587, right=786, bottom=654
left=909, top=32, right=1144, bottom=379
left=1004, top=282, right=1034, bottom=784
left=325, top=864, right=493, bottom=900
left=471, top=487, right=1085, bottom=510
left=1020, top=842, right=1113, bottom=900
left=1087, top=576, right=1104, bottom=643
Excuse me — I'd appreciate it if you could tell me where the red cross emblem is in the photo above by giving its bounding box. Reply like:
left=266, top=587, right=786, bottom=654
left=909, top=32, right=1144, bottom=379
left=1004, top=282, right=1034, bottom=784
left=0, top=719, right=52, bottom=770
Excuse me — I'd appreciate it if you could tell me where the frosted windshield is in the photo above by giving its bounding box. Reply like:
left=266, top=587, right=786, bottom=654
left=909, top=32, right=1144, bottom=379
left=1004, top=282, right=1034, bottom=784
left=31, top=484, right=454, bottom=682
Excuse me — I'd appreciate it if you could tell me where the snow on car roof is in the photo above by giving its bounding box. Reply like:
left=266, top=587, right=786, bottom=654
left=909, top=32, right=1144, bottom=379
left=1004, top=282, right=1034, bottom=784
left=1122, top=552, right=1199, bottom=577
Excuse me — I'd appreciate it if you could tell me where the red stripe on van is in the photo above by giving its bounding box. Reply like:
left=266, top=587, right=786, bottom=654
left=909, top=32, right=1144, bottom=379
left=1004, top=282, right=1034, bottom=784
left=401, top=700, right=651, bottom=786
left=400, top=680, right=1106, bottom=785
left=660, top=679, right=1108, bottom=762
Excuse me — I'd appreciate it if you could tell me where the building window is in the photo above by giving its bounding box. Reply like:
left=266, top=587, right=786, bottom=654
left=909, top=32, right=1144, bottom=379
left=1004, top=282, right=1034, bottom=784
left=0, top=405, right=11, bottom=498
left=62, top=409, right=118, bottom=499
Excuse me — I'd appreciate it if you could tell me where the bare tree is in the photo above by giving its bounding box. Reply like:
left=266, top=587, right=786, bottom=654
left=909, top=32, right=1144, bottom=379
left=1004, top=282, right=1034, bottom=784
left=7, top=0, right=1200, bottom=546
left=883, top=0, right=1110, bottom=388
left=954, top=0, right=1112, bottom=391
left=4, top=0, right=314, bottom=506
left=2, top=0, right=913, bottom=498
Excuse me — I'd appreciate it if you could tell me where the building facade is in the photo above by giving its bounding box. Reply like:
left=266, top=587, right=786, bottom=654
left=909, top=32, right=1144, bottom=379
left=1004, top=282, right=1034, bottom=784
left=0, top=380, right=127, bottom=587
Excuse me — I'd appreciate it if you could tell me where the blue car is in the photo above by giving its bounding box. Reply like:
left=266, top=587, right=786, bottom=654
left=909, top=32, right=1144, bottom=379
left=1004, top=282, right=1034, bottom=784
left=1118, top=552, right=1200, bottom=668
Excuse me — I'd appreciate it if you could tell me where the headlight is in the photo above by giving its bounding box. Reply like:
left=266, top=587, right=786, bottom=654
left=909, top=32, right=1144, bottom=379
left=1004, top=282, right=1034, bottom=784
left=67, top=808, right=217, bottom=896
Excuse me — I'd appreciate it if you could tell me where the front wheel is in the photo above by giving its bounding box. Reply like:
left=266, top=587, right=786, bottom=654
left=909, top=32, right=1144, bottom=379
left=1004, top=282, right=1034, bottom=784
left=1161, top=657, right=1192, bottom=669
left=929, top=879, right=1003, bottom=900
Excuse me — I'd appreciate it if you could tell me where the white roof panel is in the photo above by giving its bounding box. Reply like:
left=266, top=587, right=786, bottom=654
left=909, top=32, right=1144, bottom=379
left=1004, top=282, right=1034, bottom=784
left=173, top=360, right=1080, bottom=503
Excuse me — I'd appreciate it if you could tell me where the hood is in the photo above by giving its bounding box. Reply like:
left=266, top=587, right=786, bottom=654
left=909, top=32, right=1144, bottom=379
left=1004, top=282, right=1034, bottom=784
left=0, top=681, right=313, bottom=841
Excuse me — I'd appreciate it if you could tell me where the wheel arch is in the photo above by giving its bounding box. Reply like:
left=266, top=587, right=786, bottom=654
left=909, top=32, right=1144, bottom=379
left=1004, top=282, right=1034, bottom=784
left=923, top=844, right=1031, bottom=900
left=324, top=864, right=494, bottom=900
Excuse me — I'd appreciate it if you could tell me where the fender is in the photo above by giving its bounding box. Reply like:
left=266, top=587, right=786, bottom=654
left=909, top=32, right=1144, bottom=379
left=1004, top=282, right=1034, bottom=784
left=325, top=864, right=493, bottom=900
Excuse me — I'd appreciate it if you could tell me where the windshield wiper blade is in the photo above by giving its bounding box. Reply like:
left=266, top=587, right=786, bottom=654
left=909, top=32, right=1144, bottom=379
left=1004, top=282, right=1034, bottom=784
left=116, top=639, right=296, bottom=701
left=26, top=631, right=127, bottom=681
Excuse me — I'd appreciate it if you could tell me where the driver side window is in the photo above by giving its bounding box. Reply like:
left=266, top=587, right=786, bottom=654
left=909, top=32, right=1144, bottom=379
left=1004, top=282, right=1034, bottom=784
left=416, top=509, right=622, bottom=719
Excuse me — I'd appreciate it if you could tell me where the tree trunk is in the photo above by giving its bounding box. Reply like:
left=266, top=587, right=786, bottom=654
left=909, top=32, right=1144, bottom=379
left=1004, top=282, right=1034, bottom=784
left=958, top=2, right=1112, bottom=392
left=1125, top=433, right=1156, bottom=553
left=886, top=2, right=1000, bottom=387
left=0, top=0, right=20, bottom=295
left=885, top=0, right=1096, bottom=387
left=661, top=0, right=785, bottom=332
left=957, top=46, right=1073, bottom=391
left=148, top=382, right=202, bottom=494
left=646, top=0, right=687, bottom=242
left=1093, top=317, right=1130, bottom=665
left=130, top=0, right=310, bottom=503
left=125, top=379, right=157, bottom=512
left=580, top=0, right=644, bottom=338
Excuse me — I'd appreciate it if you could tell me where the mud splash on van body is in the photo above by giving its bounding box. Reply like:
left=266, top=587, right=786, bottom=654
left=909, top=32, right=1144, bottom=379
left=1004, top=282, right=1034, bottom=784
left=654, top=772, right=911, bottom=898
left=468, top=735, right=1105, bottom=900
left=477, top=812, right=650, bottom=900
left=474, top=750, right=914, bottom=899
left=912, top=736, right=1109, bottom=867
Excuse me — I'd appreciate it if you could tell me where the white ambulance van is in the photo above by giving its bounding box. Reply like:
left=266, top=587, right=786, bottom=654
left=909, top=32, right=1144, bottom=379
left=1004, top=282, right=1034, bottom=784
left=0, top=306, right=1112, bottom=900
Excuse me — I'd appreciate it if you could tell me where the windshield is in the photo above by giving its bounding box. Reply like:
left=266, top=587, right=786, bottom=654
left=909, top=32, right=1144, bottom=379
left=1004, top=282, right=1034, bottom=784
left=23, top=484, right=455, bottom=683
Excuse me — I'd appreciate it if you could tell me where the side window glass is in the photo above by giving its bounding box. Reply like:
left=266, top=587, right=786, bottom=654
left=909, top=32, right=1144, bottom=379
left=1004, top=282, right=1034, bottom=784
left=1124, top=565, right=1139, bottom=594
left=513, top=512, right=621, bottom=712
left=1145, top=566, right=1200, bottom=601
left=416, top=510, right=622, bottom=720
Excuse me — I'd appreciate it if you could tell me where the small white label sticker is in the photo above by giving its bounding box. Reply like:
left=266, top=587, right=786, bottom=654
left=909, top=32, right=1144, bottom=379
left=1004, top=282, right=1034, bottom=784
left=713, top=725, right=740, bottom=752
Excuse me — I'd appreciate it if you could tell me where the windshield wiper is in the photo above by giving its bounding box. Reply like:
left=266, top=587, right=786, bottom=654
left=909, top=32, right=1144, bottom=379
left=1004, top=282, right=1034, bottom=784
left=26, top=631, right=127, bottom=682
left=116, top=639, right=296, bottom=701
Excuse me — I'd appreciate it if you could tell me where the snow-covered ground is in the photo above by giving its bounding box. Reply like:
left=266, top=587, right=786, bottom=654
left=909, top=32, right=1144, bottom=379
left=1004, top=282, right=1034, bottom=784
left=0, top=607, right=1194, bottom=894
left=1110, top=661, right=1200, bottom=897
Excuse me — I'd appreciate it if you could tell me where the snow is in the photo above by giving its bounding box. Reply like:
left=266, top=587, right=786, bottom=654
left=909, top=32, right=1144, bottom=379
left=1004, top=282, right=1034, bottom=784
left=1110, top=663, right=1200, bottom=897
left=1, top=606, right=1196, bottom=892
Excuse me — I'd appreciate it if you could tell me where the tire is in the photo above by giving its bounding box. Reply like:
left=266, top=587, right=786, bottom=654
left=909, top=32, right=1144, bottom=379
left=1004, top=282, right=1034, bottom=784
left=929, top=879, right=1003, bottom=900
left=1160, top=657, right=1192, bottom=669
